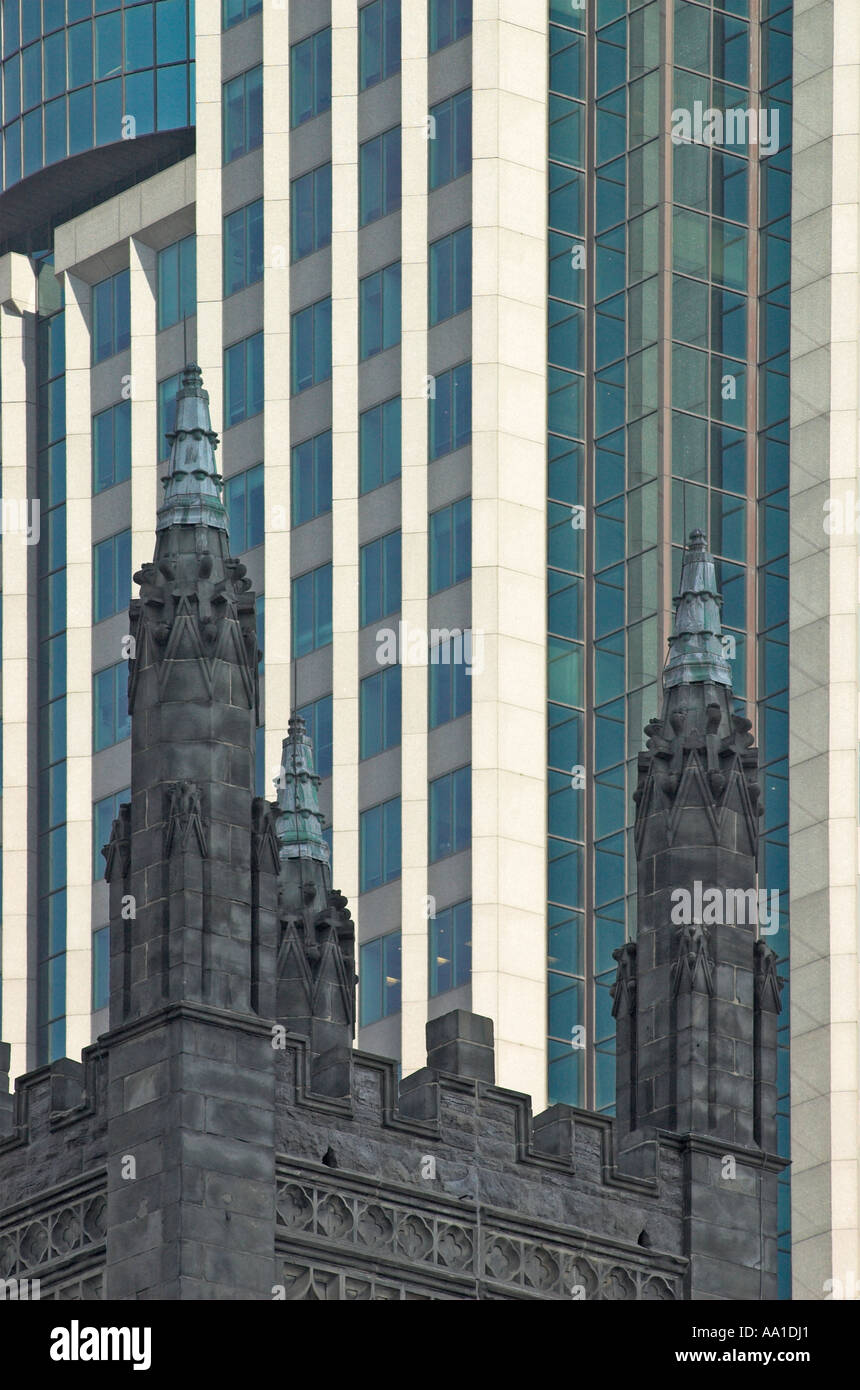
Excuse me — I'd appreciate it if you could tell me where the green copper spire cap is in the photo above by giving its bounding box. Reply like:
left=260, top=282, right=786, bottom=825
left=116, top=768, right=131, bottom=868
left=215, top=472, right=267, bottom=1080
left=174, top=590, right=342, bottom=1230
left=664, top=529, right=733, bottom=690
left=156, top=364, right=228, bottom=533
left=275, top=713, right=331, bottom=867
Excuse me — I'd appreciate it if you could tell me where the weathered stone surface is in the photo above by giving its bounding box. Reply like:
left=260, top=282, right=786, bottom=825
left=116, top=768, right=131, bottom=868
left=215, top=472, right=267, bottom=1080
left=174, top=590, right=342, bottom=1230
left=0, top=409, right=786, bottom=1301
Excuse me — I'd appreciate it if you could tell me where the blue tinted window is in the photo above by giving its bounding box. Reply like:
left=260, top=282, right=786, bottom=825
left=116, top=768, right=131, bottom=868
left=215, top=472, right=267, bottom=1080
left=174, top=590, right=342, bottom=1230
left=157, top=0, right=188, bottom=64
left=359, top=0, right=400, bottom=91
left=1, top=0, right=19, bottom=58
left=429, top=900, right=471, bottom=994
left=4, top=52, right=21, bottom=121
left=20, top=0, right=40, bottom=45
left=224, top=330, right=264, bottom=426
left=429, top=497, right=470, bottom=593
left=360, top=261, right=401, bottom=360
left=223, top=64, right=262, bottom=162
left=429, top=765, right=471, bottom=861
left=224, top=198, right=264, bottom=295
left=225, top=463, right=264, bottom=552
left=4, top=117, right=22, bottom=183
left=290, top=27, right=331, bottom=127
left=430, top=0, right=472, bottom=53
left=125, top=3, right=154, bottom=70
left=292, top=563, right=333, bottom=657
left=68, top=87, right=93, bottom=155
left=360, top=396, right=401, bottom=493
left=359, top=126, right=401, bottom=226
left=360, top=665, right=401, bottom=759
left=224, top=0, right=263, bottom=28
left=95, top=74, right=122, bottom=144
left=44, top=32, right=66, bottom=99
left=291, top=163, right=332, bottom=261
left=157, top=62, right=188, bottom=130
left=360, top=531, right=401, bottom=626
left=92, top=268, right=130, bottom=363
left=92, top=399, right=131, bottom=493
left=125, top=68, right=154, bottom=133
left=94, top=662, right=131, bottom=751
left=292, top=430, right=332, bottom=527
left=429, top=225, right=471, bottom=325
left=93, top=528, right=131, bottom=623
left=429, top=640, right=472, bottom=728
left=44, top=95, right=67, bottom=163
left=296, top=694, right=333, bottom=779
left=429, top=88, right=471, bottom=190
left=68, top=20, right=93, bottom=89
left=22, top=41, right=41, bottom=110
left=157, top=234, right=196, bottom=330
left=359, top=931, right=401, bottom=1022
left=23, top=106, right=42, bottom=176
left=360, top=800, right=401, bottom=893
left=157, top=371, right=182, bottom=460
left=291, top=297, right=332, bottom=393
left=430, top=361, right=471, bottom=459
left=95, top=11, right=121, bottom=79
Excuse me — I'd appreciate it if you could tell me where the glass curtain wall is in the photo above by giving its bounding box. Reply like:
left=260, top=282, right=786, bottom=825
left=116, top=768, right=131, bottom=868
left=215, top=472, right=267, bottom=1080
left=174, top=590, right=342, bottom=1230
left=546, top=0, right=792, bottom=1297
left=546, top=0, right=662, bottom=1114
left=757, top=0, right=792, bottom=1301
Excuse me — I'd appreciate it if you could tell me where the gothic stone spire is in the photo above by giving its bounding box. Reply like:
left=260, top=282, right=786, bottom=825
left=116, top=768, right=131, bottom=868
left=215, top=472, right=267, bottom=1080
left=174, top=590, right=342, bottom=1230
left=274, top=714, right=356, bottom=1062
left=104, top=366, right=266, bottom=1022
left=157, top=363, right=227, bottom=533
left=612, top=529, right=784, bottom=1297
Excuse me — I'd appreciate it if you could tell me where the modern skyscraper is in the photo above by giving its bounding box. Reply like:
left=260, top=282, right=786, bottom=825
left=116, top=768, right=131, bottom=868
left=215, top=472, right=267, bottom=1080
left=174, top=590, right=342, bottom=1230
left=0, top=0, right=832, bottom=1300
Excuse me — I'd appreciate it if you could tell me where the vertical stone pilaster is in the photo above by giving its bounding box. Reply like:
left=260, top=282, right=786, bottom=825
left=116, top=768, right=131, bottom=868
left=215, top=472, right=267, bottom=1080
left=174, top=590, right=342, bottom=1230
left=0, top=254, right=38, bottom=1079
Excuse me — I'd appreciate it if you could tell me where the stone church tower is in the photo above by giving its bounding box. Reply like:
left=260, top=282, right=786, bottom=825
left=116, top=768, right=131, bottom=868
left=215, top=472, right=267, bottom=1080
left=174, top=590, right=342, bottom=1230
left=0, top=378, right=785, bottom=1301
left=612, top=529, right=784, bottom=1299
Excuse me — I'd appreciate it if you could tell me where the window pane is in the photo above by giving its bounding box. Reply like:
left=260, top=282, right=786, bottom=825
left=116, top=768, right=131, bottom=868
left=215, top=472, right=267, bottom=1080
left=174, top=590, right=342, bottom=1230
left=92, top=280, right=112, bottom=362
left=246, top=64, right=263, bottom=149
left=360, top=135, right=382, bottom=225
left=158, top=242, right=179, bottom=329
left=224, top=207, right=246, bottom=295
left=291, top=35, right=313, bottom=126
left=95, top=11, right=121, bottom=79
left=315, top=26, right=332, bottom=111
left=247, top=199, right=264, bottom=282
left=114, top=269, right=130, bottom=353
left=157, top=0, right=187, bottom=64
left=360, top=0, right=382, bottom=90
left=360, top=938, right=382, bottom=1021
left=126, top=2, right=154, bottom=70
left=292, top=170, right=314, bottom=260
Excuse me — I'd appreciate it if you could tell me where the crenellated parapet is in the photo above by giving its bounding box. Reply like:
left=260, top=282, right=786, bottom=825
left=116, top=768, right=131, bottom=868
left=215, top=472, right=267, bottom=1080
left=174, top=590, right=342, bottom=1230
left=0, top=1006, right=691, bottom=1302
